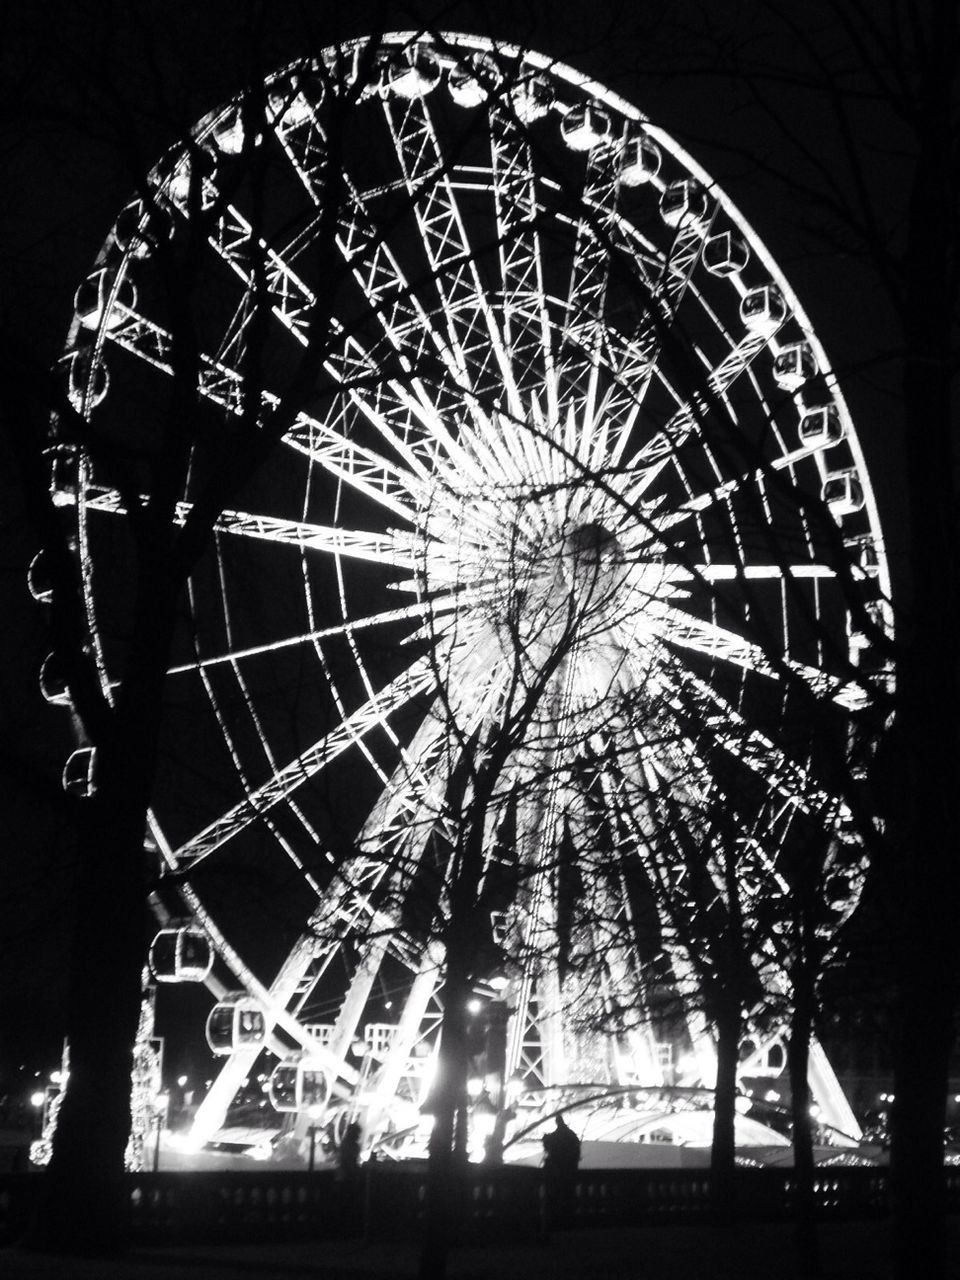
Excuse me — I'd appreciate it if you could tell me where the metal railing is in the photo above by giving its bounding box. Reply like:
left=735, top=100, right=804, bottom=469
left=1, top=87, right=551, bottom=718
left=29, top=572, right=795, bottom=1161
left=2, top=1163, right=959, bottom=1246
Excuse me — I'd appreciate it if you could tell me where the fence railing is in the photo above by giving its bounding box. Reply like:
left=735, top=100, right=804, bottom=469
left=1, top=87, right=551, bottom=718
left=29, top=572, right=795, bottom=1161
left=2, top=1163, right=959, bottom=1247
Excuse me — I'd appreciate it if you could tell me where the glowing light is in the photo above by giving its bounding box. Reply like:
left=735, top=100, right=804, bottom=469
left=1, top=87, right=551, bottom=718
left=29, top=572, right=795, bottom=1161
left=505, top=1074, right=525, bottom=1104
left=466, top=998, right=482, bottom=1015
left=30, top=1091, right=45, bottom=1108
left=168, top=1131, right=203, bottom=1154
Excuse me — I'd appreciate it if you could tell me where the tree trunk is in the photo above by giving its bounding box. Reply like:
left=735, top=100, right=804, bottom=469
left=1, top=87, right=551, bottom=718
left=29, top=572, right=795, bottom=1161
left=889, top=951, right=953, bottom=1280
left=27, top=750, right=151, bottom=1252
left=788, top=986, right=818, bottom=1276
left=27, top=580, right=177, bottom=1253
left=888, top=11, right=959, bottom=1273
left=711, top=995, right=740, bottom=1223
left=418, top=961, right=469, bottom=1280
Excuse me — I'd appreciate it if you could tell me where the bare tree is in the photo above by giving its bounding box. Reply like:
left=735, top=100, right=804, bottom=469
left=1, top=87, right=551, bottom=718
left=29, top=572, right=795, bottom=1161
left=2, top=9, right=918, bottom=1271
left=1, top=15, right=453, bottom=1249
left=614, top=5, right=959, bottom=1274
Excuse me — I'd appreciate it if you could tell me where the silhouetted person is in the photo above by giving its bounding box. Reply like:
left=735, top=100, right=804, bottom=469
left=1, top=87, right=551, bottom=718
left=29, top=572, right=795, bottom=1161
left=338, top=1121, right=362, bottom=1181
left=542, top=1114, right=580, bottom=1226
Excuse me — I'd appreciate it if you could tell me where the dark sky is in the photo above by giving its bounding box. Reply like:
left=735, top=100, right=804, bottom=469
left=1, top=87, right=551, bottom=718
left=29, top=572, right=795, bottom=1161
left=0, top=0, right=912, bottom=1081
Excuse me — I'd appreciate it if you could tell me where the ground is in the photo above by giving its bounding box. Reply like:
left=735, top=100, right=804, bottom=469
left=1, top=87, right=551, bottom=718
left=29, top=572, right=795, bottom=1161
left=3, top=1219, right=960, bottom=1279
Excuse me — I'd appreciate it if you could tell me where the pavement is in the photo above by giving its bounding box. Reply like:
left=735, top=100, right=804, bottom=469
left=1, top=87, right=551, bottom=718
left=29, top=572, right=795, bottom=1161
left=3, top=1218, right=960, bottom=1279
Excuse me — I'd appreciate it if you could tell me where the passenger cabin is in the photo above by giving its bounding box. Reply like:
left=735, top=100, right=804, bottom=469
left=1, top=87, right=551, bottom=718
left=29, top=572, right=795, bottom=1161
left=660, top=180, right=710, bottom=234
left=27, top=552, right=53, bottom=604
left=62, top=747, right=97, bottom=798
left=114, top=202, right=166, bottom=261
left=206, top=995, right=267, bottom=1056
left=169, top=163, right=216, bottom=212
left=822, top=470, right=865, bottom=518
left=799, top=405, right=844, bottom=449
left=702, top=232, right=749, bottom=277
left=620, top=135, right=661, bottom=186
left=211, top=109, right=247, bottom=156
left=739, top=285, right=787, bottom=338
left=268, top=1057, right=328, bottom=1113
left=67, top=354, right=109, bottom=412
left=149, top=924, right=213, bottom=983
left=39, top=653, right=71, bottom=707
left=448, top=55, right=500, bottom=108
left=561, top=104, right=612, bottom=152
left=48, top=446, right=80, bottom=507
left=385, top=46, right=441, bottom=99
left=268, top=79, right=318, bottom=128
left=74, top=269, right=136, bottom=333
left=772, top=341, right=817, bottom=391
left=511, top=75, right=553, bottom=124
left=854, top=538, right=880, bottom=576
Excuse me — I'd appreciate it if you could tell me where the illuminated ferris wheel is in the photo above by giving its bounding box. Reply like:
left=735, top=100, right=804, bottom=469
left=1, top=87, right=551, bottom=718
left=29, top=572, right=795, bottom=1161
left=43, top=32, right=891, bottom=1152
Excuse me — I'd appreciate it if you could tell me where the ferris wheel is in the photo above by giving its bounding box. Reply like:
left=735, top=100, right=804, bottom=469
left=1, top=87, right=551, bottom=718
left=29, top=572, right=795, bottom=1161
left=41, top=32, right=891, bottom=1151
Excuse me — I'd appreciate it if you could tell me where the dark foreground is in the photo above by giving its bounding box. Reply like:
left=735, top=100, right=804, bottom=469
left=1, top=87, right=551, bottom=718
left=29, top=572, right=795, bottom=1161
left=3, top=1219, right=960, bottom=1279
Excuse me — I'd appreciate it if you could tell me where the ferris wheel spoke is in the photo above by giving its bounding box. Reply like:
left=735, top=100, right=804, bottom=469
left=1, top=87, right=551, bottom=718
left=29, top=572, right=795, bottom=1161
left=656, top=611, right=836, bottom=695
left=105, top=310, right=424, bottom=520
left=673, top=436, right=857, bottom=525
left=657, top=223, right=713, bottom=325
left=558, top=135, right=626, bottom=396
left=212, top=511, right=418, bottom=566
left=383, top=93, right=521, bottom=411
left=321, top=669, right=515, bottom=947
left=166, top=598, right=444, bottom=678
left=621, top=337, right=773, bottom=478
left=489, top=115, right=558, bottom=413
left=615, top=553, right=837, bottom=599
left=171, top=654, right=437, bottom=870
left=561, top=137, right=625, bottom=350
left=192, top=193, right=473, bottom=482
left=186, top=574, right=331, bottom=897
left=659, top=666, right=850, bottom=825
left=272, top=91, right=477, bottom=423
left=614, top=574, right=844, bottom=698
left=304, top=710, right=457, bottom=948
left=678, top=561, right=836, bottom=583
left=83, top=486, right=421, bottom=570
left=602, top=164, right=719, bottom=441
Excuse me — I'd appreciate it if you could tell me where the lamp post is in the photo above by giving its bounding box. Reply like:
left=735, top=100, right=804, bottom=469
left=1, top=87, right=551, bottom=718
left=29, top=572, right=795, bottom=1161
left=29, top=1090, right=45, bottom=1140
left=307, top=1104, right=324, bottom=1172
left=153, top=1092, right=169, bottom=1172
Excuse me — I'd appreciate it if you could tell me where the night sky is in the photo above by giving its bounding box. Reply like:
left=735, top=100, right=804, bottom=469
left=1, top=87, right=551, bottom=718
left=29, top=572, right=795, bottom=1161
left=0, top=0, right=911, bottom=1090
